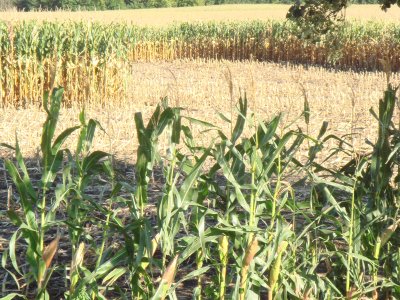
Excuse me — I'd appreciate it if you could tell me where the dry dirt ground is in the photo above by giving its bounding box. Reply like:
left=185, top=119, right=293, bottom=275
left=0, top=60, right=398, bottom=164
left=0, top=4, right=399, bottom=25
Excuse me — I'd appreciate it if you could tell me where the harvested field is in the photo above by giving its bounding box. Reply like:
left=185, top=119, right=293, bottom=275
left=0, top=60, right=396, bottom=162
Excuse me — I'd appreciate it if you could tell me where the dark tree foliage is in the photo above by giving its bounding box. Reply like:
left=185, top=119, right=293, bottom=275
left=380, top=0, right=400, bottom=9
left=287, top=0, right=400, bottom=39
left=288, top=0, right=400, bottom=29
left=287, top=0, right=347, bottom=35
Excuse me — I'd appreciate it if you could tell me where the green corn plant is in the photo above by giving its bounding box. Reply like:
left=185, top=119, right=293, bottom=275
left=361, top=84, right=400, bottom=298
left=5, top=78, right=400, bottom=299
left=307, top=84, right=400, bottom=298
left=201, top=94, right=312, bottom=298
left=71, top=99, right=213, bottom=299
left=1, top=88, right=81, bottom=299
left=1, top=87, right=122, bottom=300
left=59, top=111, right=112, bottom=299
left=134, top=98, right=176, bottom=215
left=134, top=98, right=180, bottom=273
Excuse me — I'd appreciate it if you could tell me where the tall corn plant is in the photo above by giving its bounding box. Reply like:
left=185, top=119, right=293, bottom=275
left=57, top=110, right=112, bottom=299
left=69, top=99, right=214, bottom=300
left=1, top=88, right=81, bottom=299
left=200, top=95, right=311, bottom=298
left=82, top=99, right=184, bottom=299
left=309, top=84, right=400, bottom=298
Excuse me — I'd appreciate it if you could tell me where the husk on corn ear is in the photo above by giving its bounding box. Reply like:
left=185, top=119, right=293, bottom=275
left=42, top=235, right=61, bottom=269
left=70, top=242, right=85, bottom=293
left=155, top=254, right=179, bottom=300
left=239, top=236, right=258, bottom=300
left=380, top=220, right=399, bottom=247
left=269, top=240, right=288, bottom=300
left=38, top=234, right=60, bottom=287
left=71, top=242, right=85, bottom=273
left=219, top=235, right=229, bottom=300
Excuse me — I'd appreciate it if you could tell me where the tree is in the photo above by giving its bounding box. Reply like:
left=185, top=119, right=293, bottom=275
left=287, top=0, right=400, bottom=34
left=14, top=0, right=38, bottom=10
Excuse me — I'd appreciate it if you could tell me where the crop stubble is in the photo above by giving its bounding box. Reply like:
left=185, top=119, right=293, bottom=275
left=0, top=60, right=397, bottom=163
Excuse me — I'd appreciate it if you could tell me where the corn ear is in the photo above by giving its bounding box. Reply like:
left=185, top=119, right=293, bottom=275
left=70, top=242, right=85, bottom=293
left=239, top=236, right=258, bottom=300
left=151, top=254, right=179, bottom=300
left=71, top=242, right=85, bottom=273
left=243, top=236, right=258, bottom=267
left=162, top=254, right=179, bottom=285
left=38, top=234, right=60, bottom=288
left=218, top=235, right=229, bottom=300
left=380, top=221, right=399, bottom=246
left=269, top=241, right=288, bottom=298
left=42, top=234, right=60, bottom=269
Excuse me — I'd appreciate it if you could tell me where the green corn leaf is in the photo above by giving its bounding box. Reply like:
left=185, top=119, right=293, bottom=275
left=304, top=96, right=310, bottom=125
left=258, top=115, right=281, bottom=147
left=171, top=112, right=181, bottom=144
left=102, top=267, right=128, bottom=286
left=261, top=131, right=294, bottom=177
left=184, top=116, right=219, bottom=128
left=14, top=139, right=36, bottom=199
left=84, top=119, right=99, bottom=150
left=317, top=121, right=329, bottom=140
left=218, top=112, right=232, bottom=123
left=25, top=210, right=39, bottom=232
left=6, top=209, right=22, bottom=227
left=231, top=96, right=247, bottom=144
left=5, top=160, right=33, bottom=214
left=0, top=142, right=15, bottom=151
left=82, top=151, right=109, bottom=173
left=154, top=107, right=175, bottom=135
left=216, top=147, right=250, bottom=212
left=41, top=150, right=64, bottom=190
left=41, top=88, right=63, bottom=161
left=91, top=249, right=127, bottom=280
left=151, top=280, right=170, bottom=300
left=173, top=265, right=211, bottom=289
left=9, top=231, right=22, bottom=275
left=0, top=293, right=27, bottom=300
left=52, top=126, right=80, bottom=155
left=179, top=148, right=210, bottom=205
left=320, top=185, right=350, bottom=224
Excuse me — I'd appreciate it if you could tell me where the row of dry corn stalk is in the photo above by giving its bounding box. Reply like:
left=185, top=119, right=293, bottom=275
left=0, top=20, right=400, bottom=107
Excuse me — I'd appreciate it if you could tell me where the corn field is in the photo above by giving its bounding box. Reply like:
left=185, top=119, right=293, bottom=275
left=2, top=81, right=400, bottom=299
left=0, top=20, right=400, bottom=106
left=2, top=15, right=400, bottom=299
